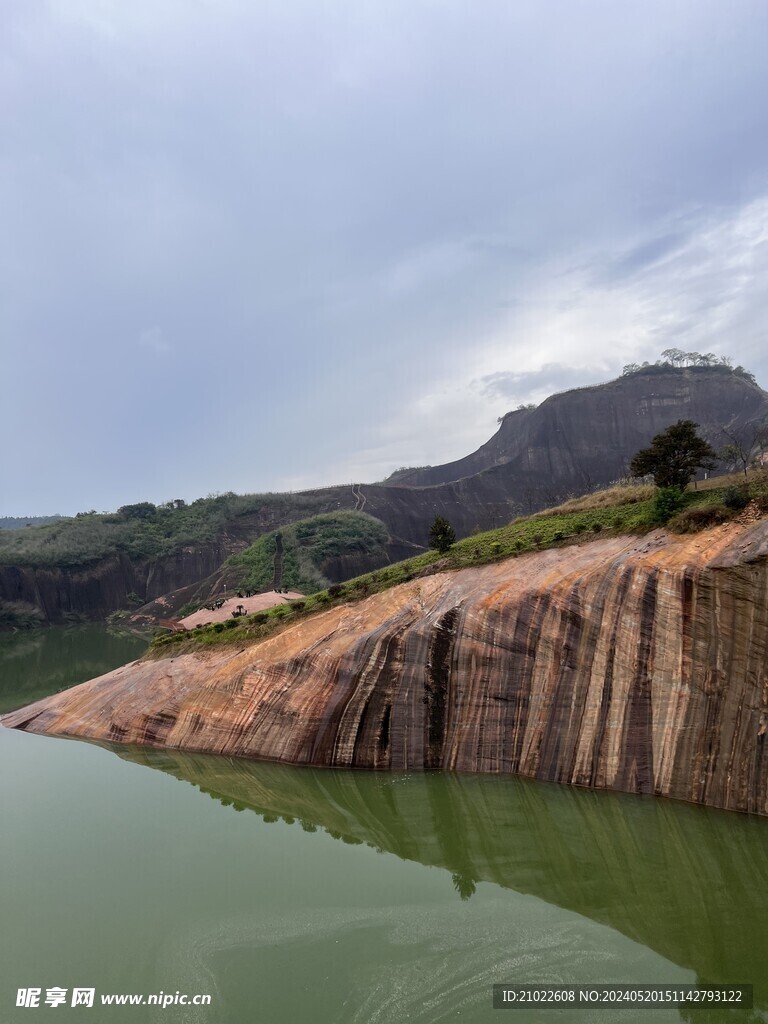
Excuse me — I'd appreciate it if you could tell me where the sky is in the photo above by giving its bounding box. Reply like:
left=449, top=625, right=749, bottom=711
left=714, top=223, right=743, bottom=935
left=2, top=0, right=767, bottom=515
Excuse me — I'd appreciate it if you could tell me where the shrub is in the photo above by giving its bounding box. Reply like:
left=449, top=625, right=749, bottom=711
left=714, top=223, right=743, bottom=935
left=573, top=521, right=586, bottom=534
left=667, top=504, right=734, bottom=533
left=591, top=521, right=602, bottom=533
left=513, top=539, right=523, bottom=551
left=612, top=515, right=625, bottom=529
left=328, top=583, right=344, bottom=599
left=118, top=502, right=157, bottom=521
left=748, top=476, right=768, bottom=512
left=552, top=530, right=565, bottom=542
left=532, top=533, right=543, bottom=546
left=722, top=485, right=750, bottom=511
left=652, top=486, right=686, bottom=524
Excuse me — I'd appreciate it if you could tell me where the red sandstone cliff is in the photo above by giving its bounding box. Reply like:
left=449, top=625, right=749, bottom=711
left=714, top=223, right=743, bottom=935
left=4, top=520, right=768, bottom=814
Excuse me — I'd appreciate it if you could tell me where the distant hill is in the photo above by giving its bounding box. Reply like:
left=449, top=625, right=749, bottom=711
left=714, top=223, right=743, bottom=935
left=385, top=363, right=768, bottom=492
left=1, top=362, right=766, bottom=622
left=0, top=515, right=63, bottom=531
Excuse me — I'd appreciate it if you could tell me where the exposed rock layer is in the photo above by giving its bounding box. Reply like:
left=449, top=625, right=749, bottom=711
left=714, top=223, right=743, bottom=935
left=5, top=520, right=768, bottom=815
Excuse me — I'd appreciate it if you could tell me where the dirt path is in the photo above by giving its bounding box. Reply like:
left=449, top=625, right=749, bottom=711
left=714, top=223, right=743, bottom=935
left=351, top=484, right=367, bottom=512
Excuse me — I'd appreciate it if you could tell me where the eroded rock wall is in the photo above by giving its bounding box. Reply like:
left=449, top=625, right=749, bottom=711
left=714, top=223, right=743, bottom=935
left=5, top=521, right=768, bottom=814
left=0, top=545, right=231, bottom=622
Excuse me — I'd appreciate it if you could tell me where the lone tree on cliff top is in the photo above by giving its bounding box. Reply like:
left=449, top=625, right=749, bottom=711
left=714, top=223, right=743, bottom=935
left=429, top=515, right=456, bottom=553
left=630, top=420, right=717, bottom=489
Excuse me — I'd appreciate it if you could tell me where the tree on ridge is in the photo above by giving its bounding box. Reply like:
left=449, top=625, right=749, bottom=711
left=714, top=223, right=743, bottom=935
left=429, top=515, right=456, bottom=553
left=630, top=420, right=717, bottom=489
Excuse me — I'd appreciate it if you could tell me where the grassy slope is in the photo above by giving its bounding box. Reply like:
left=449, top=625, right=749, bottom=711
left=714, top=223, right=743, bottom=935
left=151, top=473, right=765, bottom=658
left=225, top=511, right=390, bottom=595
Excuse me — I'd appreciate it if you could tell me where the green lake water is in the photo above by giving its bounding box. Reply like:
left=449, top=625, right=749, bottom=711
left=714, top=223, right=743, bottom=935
left=1, top=627, right=767, bottom=1023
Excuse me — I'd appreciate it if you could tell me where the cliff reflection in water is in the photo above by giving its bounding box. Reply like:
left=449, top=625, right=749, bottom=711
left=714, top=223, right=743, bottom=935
left=0, top=626, right=147, bottom=714
left=116, top=745, right=768, bottom=1006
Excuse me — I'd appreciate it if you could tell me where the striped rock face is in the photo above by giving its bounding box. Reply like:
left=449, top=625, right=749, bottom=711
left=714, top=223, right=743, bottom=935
left=4, top=521, right=768, bottom=814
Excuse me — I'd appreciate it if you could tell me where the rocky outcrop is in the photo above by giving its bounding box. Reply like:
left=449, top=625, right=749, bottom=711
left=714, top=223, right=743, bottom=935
left=388, top=365, right=768, bottom=489
left=0, top=544, right=233, bottom=623
left=5, top=519, right=768, bottom=815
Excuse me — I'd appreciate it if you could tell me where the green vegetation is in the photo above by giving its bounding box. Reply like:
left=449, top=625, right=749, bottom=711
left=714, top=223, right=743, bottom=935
left=666, top=504, right=733, bottom=533
left=722, top=484, right=750, bottom=511
left=0, top=491, right=330, bottom=568
left=226, top=511, right=390, bottom=594
left=621, top=351, right=757, bottom=384
left=150, top=470, right=768, bottom=658
left=652, top=486, right=686, bottom=525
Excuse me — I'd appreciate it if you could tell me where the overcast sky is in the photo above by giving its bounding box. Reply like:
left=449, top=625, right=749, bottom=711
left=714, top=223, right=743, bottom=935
left=2, top=0, right=767, bottom=515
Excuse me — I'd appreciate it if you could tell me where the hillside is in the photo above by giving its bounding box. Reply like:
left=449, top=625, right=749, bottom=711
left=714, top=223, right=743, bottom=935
left=226, top=511, right=391, bottom=595
left=149, top=470, right=767, bottom=656
left=2, top=363, right=766, bottom=623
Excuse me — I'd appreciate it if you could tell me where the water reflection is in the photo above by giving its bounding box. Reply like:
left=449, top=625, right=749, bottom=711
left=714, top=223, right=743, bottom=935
left=114, top=746, right=768, bottom=1013
left=0, top=626, right=147, bottom=713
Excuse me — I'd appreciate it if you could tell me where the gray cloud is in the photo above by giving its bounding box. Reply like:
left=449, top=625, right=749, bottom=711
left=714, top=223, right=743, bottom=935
left=599, top=231, right=694, bottom=284
left=475, top=365, right=594, bottom=403
left=2, top=0, right=768, bottom=513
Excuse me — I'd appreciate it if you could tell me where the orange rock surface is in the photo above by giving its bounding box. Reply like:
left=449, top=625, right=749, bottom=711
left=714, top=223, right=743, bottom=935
left=5, top=520, right=768, bottom=814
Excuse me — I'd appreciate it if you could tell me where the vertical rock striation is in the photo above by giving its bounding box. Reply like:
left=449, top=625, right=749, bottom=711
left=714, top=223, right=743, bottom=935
left=5, top=521, right=768, bottom=815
